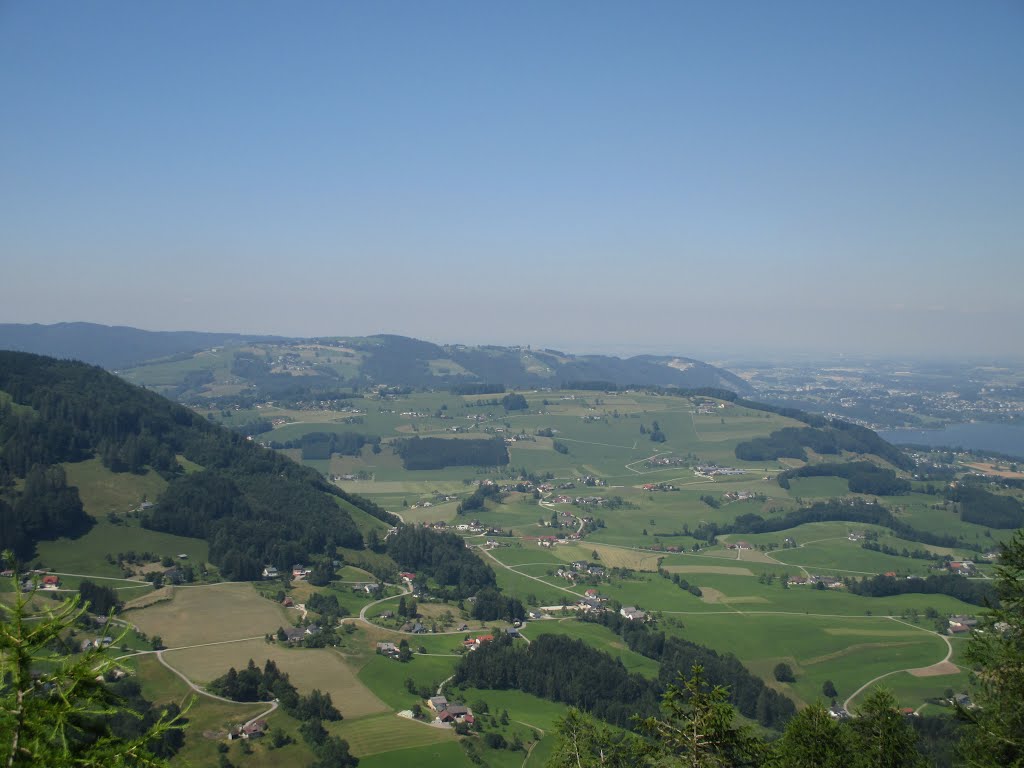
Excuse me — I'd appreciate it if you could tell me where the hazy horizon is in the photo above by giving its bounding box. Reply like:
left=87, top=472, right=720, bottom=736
left=2, top=2, right=1022, bottom=359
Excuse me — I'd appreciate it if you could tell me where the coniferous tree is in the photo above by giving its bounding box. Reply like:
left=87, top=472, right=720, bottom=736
left=0, top=569, right=190, bottom=767
left=959, top=529, right=1024, bottom=767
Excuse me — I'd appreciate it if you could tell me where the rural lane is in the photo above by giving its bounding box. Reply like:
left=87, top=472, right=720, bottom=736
left=842, top=616, right=957, bottom=713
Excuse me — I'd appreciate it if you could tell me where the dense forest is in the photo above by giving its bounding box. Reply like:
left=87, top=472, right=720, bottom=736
left=948, top=484, right=1024, bottom=529
left=454, top=633, right=661, bottom=727
left=777, top=461, right=911, bottom=495
left=393, top=436, right=509, bottom=470
left=0, top=352, right=397, bottom=573
left=386, top=525, right=497, bottom=598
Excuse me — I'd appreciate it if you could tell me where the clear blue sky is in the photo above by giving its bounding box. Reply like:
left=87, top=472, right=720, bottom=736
left=2, top=1, right=1021, bottom=359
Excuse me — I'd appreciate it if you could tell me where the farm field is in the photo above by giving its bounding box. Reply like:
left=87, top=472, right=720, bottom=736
left=162, top=639, right=391, bottom=719
left=130, top=582, right=291, bottom=647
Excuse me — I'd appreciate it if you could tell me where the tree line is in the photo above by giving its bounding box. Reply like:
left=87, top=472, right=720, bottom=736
left=845, top=572, right=997, bottom=607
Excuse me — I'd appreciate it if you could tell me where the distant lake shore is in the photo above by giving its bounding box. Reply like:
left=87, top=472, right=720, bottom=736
left=879, top=422, right=1024, bottom=459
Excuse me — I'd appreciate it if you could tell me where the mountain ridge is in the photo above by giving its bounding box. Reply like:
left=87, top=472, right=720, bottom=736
left=0, top=323, right=752, bottom=396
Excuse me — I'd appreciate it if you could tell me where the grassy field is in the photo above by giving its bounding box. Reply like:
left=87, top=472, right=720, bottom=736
left=34, top=459, right=209, bottom=577
left=358, top=653, right=461, bottom=711
left=670, top=612, right=954, bottom=709
left=130, top=582, right=291, bottom=647
left=356, top=741, right=473, bottom=768
left=329, top=713, right=457, bottom=757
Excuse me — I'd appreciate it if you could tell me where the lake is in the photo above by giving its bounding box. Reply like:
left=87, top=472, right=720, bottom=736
left=879, top=422, right=1024, bottom=459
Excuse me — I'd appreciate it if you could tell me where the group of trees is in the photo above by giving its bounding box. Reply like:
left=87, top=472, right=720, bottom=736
left=264, top=430, right=379, bottom=460
left=393, top=436, right=509, bottom=470
left=305, top=592, right=350, bottom=623
left=0, top=578, right=190, bottom=767
left=0, top=464, right=92, bottom=560
left=386, top=525, right=496, bottom=598
left=470, top=587, right=526, bottom=623
left=208, top=658, right=354, bottom=767
left=78, top=580, right=123, bottom=615
left=501, top=393, right=528, bottom=411
left=777, top=461, right=911, bottom=496
left=658, top=568, right=703, bottom=597
left=457, top=481, right=505, bottom=514
left=450, top=383, right=505, bottom=395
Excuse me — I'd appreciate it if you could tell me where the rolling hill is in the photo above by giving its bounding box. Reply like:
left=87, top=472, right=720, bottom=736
left=0, top=323, right=752, bottom=398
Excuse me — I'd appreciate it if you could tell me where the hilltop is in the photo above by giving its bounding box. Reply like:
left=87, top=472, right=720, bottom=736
left=0, top=323, right=752, bottom=398
left=0, top=351, right=394, bottom=574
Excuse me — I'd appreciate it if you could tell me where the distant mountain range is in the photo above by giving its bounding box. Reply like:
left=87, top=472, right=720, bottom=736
left=0, top=322, right=752, bottom=397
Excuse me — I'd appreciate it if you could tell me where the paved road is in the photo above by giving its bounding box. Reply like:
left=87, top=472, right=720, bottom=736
left=843, top=616, right=956, bottom=712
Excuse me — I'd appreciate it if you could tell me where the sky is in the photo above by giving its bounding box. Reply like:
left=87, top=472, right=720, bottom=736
left=1, top=1, right=1022, bottom=360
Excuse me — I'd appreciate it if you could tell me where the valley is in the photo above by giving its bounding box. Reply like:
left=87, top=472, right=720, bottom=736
left=4, top=355, right=1018, bottom=767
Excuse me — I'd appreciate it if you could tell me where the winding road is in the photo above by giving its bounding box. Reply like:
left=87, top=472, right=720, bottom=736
left=842, top=616, right=957, bottom=712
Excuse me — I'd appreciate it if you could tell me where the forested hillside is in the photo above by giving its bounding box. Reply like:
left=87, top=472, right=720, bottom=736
left=0, top=351, right=396, bottom=573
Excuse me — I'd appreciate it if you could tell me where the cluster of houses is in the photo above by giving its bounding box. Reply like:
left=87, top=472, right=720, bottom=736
left=427, top=696, right=474, bottom=725
left=80, top=636, right=115, bottom=651
left=641, top=482, right=679, bottom=492
left=787, top=574, right=843, bottom=588
left=722, top=490, right=755, bottom=502
left=694, top=465, right=747, bottom=477
left=555, top=561, right=606, bottom=582
left=462, top=634, right=494, bottom=651
left=644, top=455, right=688, bottom=468
left=948, top=615, right=979, bottom=634
left=620, top=606, right=648, bottom=621
left=947, top=560, right=976, bottom=576
left=694, top=401, right=727, bottom=415
left=9, top=571, right=62, bottom=592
